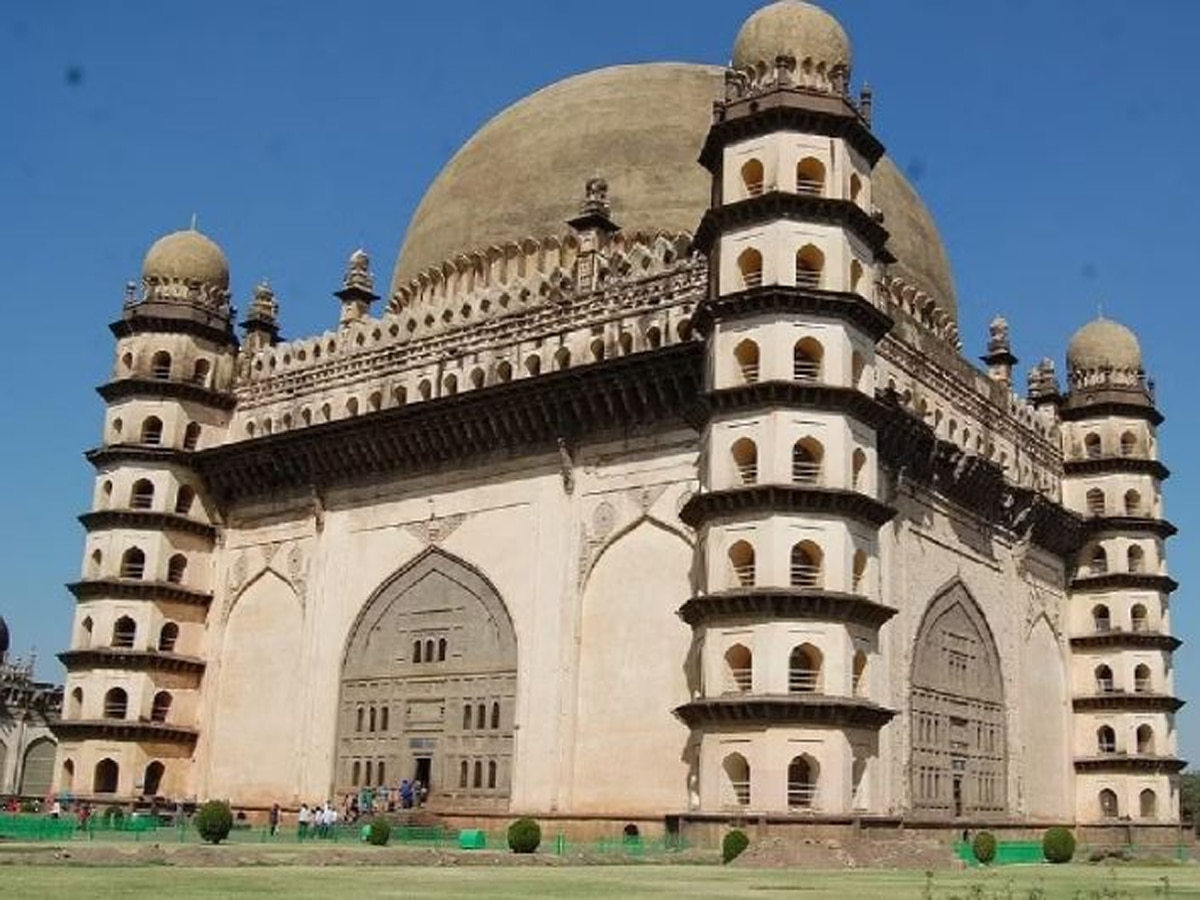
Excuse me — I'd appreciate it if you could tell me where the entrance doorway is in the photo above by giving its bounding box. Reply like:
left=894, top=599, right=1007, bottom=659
left=415, top=756, right=432, bottom=790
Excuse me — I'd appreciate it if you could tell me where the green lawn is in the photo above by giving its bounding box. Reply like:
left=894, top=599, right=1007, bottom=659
left=0, top=864, right=1196, bottom=899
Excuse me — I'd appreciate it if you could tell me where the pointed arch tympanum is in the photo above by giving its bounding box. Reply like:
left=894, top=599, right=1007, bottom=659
left=336, top=548, right=517, bottom=810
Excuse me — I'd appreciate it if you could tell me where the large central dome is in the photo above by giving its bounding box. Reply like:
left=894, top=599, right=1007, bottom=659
left=392, top=62, right=957, bottom=322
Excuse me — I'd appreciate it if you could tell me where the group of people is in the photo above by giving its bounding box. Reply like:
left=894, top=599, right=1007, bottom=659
left=341, top=779, right=427, bottom=822
left=296, top=802, right=339, bottom=839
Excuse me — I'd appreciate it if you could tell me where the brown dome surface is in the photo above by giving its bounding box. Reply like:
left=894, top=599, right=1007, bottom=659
left=1067, top=318, right=1142, bottom=372
left=732, top=1, right=851, bottom=72
left=392, top=63, right=957, bottom=321
left=143, top=229, right=229, bottom=288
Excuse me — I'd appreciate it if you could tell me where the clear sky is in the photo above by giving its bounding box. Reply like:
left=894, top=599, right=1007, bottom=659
left=2, top=1, right=1199, bottom=761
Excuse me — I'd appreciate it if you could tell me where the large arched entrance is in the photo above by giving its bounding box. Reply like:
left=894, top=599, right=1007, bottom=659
left=909, top=580, right=1007, bottom=819
left=336, top=549, right=517, bottom=810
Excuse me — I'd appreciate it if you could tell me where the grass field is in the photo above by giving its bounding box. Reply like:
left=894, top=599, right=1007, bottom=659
left=0, top=863, right=1196, bottom=899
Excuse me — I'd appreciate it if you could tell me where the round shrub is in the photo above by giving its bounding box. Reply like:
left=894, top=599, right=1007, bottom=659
left=972, top=831, right=997, bottom=865
left=1043, top=826, right=1076, bottom=864
left=507, top=817, right=541, bottom=853
left=723, top=828, right=750, bottom=864
left=366, top=815, right=391, bottom=846
left=195, top=800, right=234, bottom=845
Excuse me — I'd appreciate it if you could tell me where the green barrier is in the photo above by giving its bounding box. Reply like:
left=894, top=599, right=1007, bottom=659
left=0, top=814, right=77, bottom=841
left=459, top=829, right=486, bottom=850
left=954, top=840, right=1045, bottom=866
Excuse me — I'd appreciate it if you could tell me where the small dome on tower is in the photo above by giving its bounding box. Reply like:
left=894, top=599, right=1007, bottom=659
left=142, top=228, right=230, bottom=290
left=733, top=1, right=851, bottom=73
left=1066, top=317, right=1142, bottom=373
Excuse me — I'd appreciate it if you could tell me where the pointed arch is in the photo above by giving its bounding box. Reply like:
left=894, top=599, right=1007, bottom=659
left=579, top=514, right=694, bottom=590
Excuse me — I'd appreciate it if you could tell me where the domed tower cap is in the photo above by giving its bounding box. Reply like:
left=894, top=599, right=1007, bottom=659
left=1066, top=317, right=1142, bottom=373
left=733, top=1, right=851, bottom=73
left=142, top=228, right=230, bottom=289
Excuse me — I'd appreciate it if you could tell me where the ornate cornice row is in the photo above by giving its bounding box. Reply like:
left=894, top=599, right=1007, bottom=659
left=693, top=194, right=890, bottom=257
left=1063, top=457, right=1170, bottom=481
left=110, top=307, right=235, bottom=348
left=679, top=484, right=895, bottom=530
left=678, top=589, right=896, bottom=629
left=674, top=695, right=895, bottom=730
left=1069, top=631, right=1182, bottom=653
left=700, top=382, right=888, bottom=429
left=78, top=509, right=216, bottom=540
left=1061, top=387, right=1162, bottom=426
left=57, top=648, right=206, bottom=675
left=1072, top=693, right=1184, bottom=713
left=85, top=444, right=194, bottom=470
left=1080, top=516, right=1177, bottom=540
left=197, top=344, right=704, bottom=508
left=97, top=377, right=236, bottom=411
left=692, top=285, right=892, bottom=341
left=67, top=578, right=213, bottom=608
left=1070, top=573, right=1178, bottom=594
left=1073, top=755, right=1186, bottom=775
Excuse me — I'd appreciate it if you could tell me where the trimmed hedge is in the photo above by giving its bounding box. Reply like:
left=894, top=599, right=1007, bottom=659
left=1043, top=826, right=1076, bottom=864
left=722, top=829, right=750, bottom=864
left=366, top=816, right=391, bottom=846
left=507, top=817, right=541, bottom=853
left=195, top=800, right=233, bottom=845
left=972, top=831, right=996, bottom=864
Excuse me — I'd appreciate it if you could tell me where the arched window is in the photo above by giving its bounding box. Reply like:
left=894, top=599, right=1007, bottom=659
left=722, top=752, right=751, bottom=807
left=104, top=688, right=128, bottom=720
left=731, top=438, right=758, bottom=485
left=1124, top=489, right=1142, bottom=517
left=487, top=760, right=497, bottom=789
left=733, top=339, right=760, bottom=384
left=523, top=355, right=541, bottom=377
left=1089, top=546, right=1108, bottom=576
left=425, top=639, right=436, bottom=664
left=852, top=551, right=868, bottom=593
left=89, top=549, right=103, bottom=577
left=369, top=707, right=377, bottom=732
left=79, top=616, right=93, bottom=647
left=69, top=687, right=83, bottom=718
left=618, top=332, right=634, bottom=356
left=142, top=760, right=165, bottom=797
left=852, top=448, right=867, bottom=491
left=1094, top=664, right=1114, bottom=694
left=174, top=485, right=196, bottom=515
left=789, top=644, right=822, bottom=693
left=1092, top=604, right=1111, bottom=633
left=852, top=650, right=868, bottom=696
left=130, top=479, right=155, bottom=510
left=851, top=351, right=867, bottom=390
left=1097, top=725, right=1116, bottom=754
left=1140, top=788, right=1158, bottom=818
left=1127, top=545, right=1145, bottom=574
left=473, top=760, right=483, bottom=789
left=1134, top=664, right=1151, bottom=693
left=150, top=351, right=172, bottom=380
left=737, top=247, right=763, bottom=289
left=151, top=691, right=172, bottom=723
left=437, top=638, right=447, bottom=662
left=645, top=326, right=662, bottom=349
left=795, top=244, right=824, bottom=290
left=790, top=541, right=823, bottom=588
left=352, top=761, right=361, bottom=786
left=728, top=541, right=755, bottom=587
left=61, top=759, right=75, bottom=792
left=380, top=707, right=389, bottom=731
left=787, top=754, right=819, bottom=809
left=1099, top=789, right=1119, bottom=818
left=1120, top=432, right=1137, bottom=457
left=412, top=640, right=422, bottom=664
left=849, top=259, right=865, bottom=295
left=167, top=554, right=187, bottom=585
left=476, top=703, right=486, bottom=730
left=496, top=360, right=513, bottom=383
left=792, top=438, right=823, bottom=485
left=121, top=352, right=134, bottom=373
left=589, top=338, right=605, bottom=362
left=470, top=367, right=486, bottom=389
left=365, top=761, right=373, bottom=785
left=192, top=359, right=211, bottom=387
left=849, top=172, right=863, bottom=203
left=1136, top=723, right=1155, bottom=754
left=1085, top=488, right=1106, bottom=517
left=94, top=758, right=119, bottom=794
left=140, top=417, right=163, bottom=446
left=459, top=760, right=469, bottom=789
left=377, top=761, right=385, bottom=786
left=368, top=390, right=383, bottom=411
left=1130, top=604, right=1148, bottom=632
left=443, top=374, right=458, bottom=396
left=724, top=644, right=752, bottom=693
left=418, top=379, right=433, bottom=400
left=346, top=397, right=360, bottom=416
left=554, top=347, right=571, bottom=371
left=1084, top=433, right=1102, bottom=459
left=183, top=422, right=201, bottom=451
left=491, top=702, right=501, bottom=729
left=793, top=337, right=823, bottom=382
left=741, top=158, right=764, bottom=198
left=120, top=547, right=145, bottom=580
left=796, top=157, right=825, bottom=196
left=112, top=615, right=136, bottom=648
left=158, top=622, right=179, bottom=653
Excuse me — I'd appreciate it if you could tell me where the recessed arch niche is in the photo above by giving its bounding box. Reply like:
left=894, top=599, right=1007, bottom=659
left=336, top=548, right=517, bottom=810
left=909, top=580, right=1007, bottom=819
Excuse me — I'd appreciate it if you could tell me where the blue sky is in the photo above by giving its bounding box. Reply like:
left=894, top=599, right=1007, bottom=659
left=2, top=1, right=1199, bottom=760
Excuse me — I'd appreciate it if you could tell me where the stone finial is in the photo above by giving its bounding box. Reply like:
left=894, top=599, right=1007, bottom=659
left=567, top=175, right=620, bottom=268
left=240, top=280, right=281, bottom=350
left=859, top=83, right=873, bottom=126
left=582, top=177, right=611, bottom=218
left=1027, top=357, right=1061, bottom=402
left=342, top=248, right=375, bottom=295
left=981, top=314, right=1017, bottom=386
left=987, top=315, right=1011, bottom=356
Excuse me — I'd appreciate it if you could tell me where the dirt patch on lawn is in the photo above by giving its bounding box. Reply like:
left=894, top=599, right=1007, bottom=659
left=733, top=835, right=961, bottom=870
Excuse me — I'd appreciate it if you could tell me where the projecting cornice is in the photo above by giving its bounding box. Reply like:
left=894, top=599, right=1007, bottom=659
left=1073, top=755, right=1186, bottom=775
left=97, top=377, right=236, bottom=411
left=57, top=648, right=206, bottom=675
left=1063, top=457, right=1170, bottom=481
left=1080, top=516, right=1177, bottom=540
left=110, top=306, right=236, bottom=347
left=678, top=589, right=896, bottom=629
left=66, top=578, right=213, bottom=608
left=692, top=285, right=892, bottom=341
left=1072, top=693, right=1184, bottom=713
left=674, top=695, right=894, bottom=730
left=1069, top=631, right=1182, bottom=652
left=701, top=382, right=888, bottom=429
left=52, top=718, right=198, bottom=745
left=1070, top=573, right=1178, bottom=594
left=85, top=444, right=194, bottom=469
left=679, top=484, right=895, bottom=530
left=78, top=509, right=216, bottom=540
left=693, top=195, right=890, bottom=257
